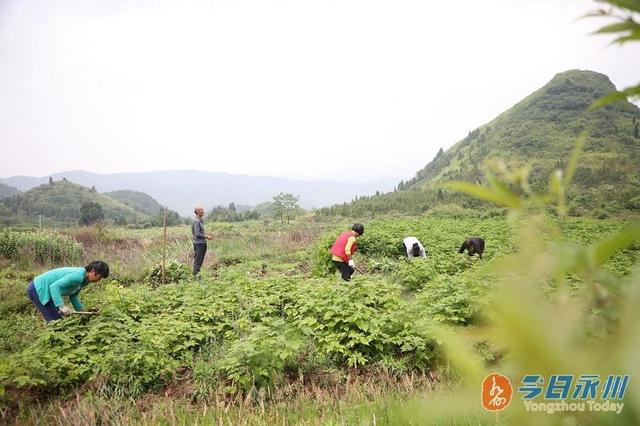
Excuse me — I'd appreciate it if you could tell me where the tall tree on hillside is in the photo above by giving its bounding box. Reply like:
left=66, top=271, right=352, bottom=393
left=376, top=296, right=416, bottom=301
left=273, top=192, right=299, bottom=224
left=48, top=177, right=53, bottom=185
left=79, top=201, right=104, bottom=226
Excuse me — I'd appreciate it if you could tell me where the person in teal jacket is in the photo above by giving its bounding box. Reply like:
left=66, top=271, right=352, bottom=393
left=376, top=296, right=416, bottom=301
left=26, top=261, right=109, bottom=322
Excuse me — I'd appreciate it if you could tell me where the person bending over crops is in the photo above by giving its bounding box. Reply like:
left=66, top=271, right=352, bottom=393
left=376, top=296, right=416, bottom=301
left=26, top=261, right=109, bottom=323
left=192, top=206, right=213, bottom=277
left=330, top=223, right=364, bottom=281
left=403, top=236, right=427, bottom=259
left=458, top=237, right=485, bottom=259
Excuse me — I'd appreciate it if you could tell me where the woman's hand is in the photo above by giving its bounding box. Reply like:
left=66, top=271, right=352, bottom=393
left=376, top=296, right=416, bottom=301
left=58, top=305, right=72, bottom=316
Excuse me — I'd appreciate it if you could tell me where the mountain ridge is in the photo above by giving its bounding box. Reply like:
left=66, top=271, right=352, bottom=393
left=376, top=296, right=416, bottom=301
left=0, top=170, right=396, bottom=216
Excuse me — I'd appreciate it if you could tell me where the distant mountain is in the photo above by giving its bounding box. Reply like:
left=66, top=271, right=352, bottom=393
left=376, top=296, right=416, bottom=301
left=0, top=180, right=149, bottom=226
left=0, top=171, right=396, bottom=216
left=0, top=182, right=19, bottom=200
left=105, top=189, right=164, bottom=216
left=319, top=70, right=640, bottom=217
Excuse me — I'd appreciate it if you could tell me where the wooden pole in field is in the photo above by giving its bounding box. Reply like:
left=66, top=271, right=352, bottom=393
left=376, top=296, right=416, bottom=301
left=162, top=206, right=168, bottom=285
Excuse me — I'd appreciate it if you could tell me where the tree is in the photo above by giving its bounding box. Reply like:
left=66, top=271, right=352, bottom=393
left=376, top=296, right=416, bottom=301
left=114, top=214, right=127, bottom=226
left=48, top=177, right=53, bottom=185
left=154, top=208, right=181, bottom=227
left=79, top=201, right=104, bottom=226
left=272, top=192, right=299, bottom=224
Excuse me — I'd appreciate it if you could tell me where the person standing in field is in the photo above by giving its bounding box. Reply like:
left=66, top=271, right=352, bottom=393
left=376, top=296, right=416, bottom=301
left=330, top=223, right=364, bottom=281
left=26, top=261, right=109, bottom=323
left=192, top=206, right=213, bottom=276
left=403, top=236, right=427, bottom=259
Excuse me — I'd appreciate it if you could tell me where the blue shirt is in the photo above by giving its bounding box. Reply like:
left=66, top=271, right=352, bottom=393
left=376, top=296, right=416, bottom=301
left=33, top=267, right=88, bottom=311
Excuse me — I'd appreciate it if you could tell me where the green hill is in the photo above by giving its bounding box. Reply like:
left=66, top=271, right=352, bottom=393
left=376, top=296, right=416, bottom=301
left=0, top=180, right=149, bottom=226
left=106, top=189, right=186, bottom=227
left=0, top=182, right=19, bottom=200
left=319, top=70, right=640, bottom=218
left=105, top=189, right=164, bottom=216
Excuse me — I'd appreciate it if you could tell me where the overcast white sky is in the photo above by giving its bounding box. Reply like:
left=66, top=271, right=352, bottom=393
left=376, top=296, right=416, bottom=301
left=0, top=0, right=638, bottom=182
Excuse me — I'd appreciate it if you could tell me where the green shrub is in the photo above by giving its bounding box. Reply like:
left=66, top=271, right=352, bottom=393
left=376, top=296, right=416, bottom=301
left=1, top=282, right=227, bottom=395
left=425, top=204, right=480, bottom=219
left=0, top=314, right=40, bottom=356
left=287, top=277, right=437, bottom=368
left=145, top=260, right=191, bottom=286
left=310, top=231, right=339, bottom=277
left=625, top=196, right=640, bottom=211
left=0, top=230, right=82, bottom=265
left=415, top=274, right=490, bottom=325
left=393, top=259, right=437, bottom=292
left=0, top=273, right=443, bottom=398
left=213, top=319, right=303, bottom=392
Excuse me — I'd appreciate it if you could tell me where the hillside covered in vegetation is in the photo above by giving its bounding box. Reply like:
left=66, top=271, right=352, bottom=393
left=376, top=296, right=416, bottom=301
left=104, top=189, right=165, bottom=216
left=0, top=183, right=19, bottom=200
left=0, top=180, right=150, bottom=227
left=319, top=70, right=640, bottom=218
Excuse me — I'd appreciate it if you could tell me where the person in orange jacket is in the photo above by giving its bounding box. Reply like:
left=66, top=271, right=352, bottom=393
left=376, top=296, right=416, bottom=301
left=330, top=223, right=364, bottom=281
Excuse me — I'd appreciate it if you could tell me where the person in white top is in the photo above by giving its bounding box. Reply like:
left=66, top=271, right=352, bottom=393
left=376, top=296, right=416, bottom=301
left=403, top=236, right=427, bottom=259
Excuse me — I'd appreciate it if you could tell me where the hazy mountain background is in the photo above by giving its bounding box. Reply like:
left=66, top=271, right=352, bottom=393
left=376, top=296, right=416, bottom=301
left=0, top=171, right=397, bottom=216
left=3, top=69, right=639, bottom=225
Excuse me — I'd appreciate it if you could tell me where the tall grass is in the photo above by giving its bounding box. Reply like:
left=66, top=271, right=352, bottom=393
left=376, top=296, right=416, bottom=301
left=0, top=230, right=82, bottom=266
left=15, top=381, right=495, bottom=426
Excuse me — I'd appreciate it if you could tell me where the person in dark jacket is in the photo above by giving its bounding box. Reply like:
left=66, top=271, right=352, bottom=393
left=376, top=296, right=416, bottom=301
left=459, top=237, right=485, bottom=259
left=26, top=261, right=109, bottom=322
left=330, top=223, right=364, bottom=281
left=192, top=206, right=213, bottom=276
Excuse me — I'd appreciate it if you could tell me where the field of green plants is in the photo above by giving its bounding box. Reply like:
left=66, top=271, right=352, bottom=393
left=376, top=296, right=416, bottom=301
left=1, top=202, right=639, bottom=424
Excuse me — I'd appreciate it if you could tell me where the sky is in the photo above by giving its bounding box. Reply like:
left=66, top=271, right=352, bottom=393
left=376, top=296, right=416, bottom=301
left=0, top=0, right=638, bottom=183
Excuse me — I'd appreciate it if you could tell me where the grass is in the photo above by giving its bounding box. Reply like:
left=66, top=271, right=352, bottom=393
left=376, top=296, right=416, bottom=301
left=14, top=382, right=497, bottom=426
left=56, top=217, right=337, bottom=281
